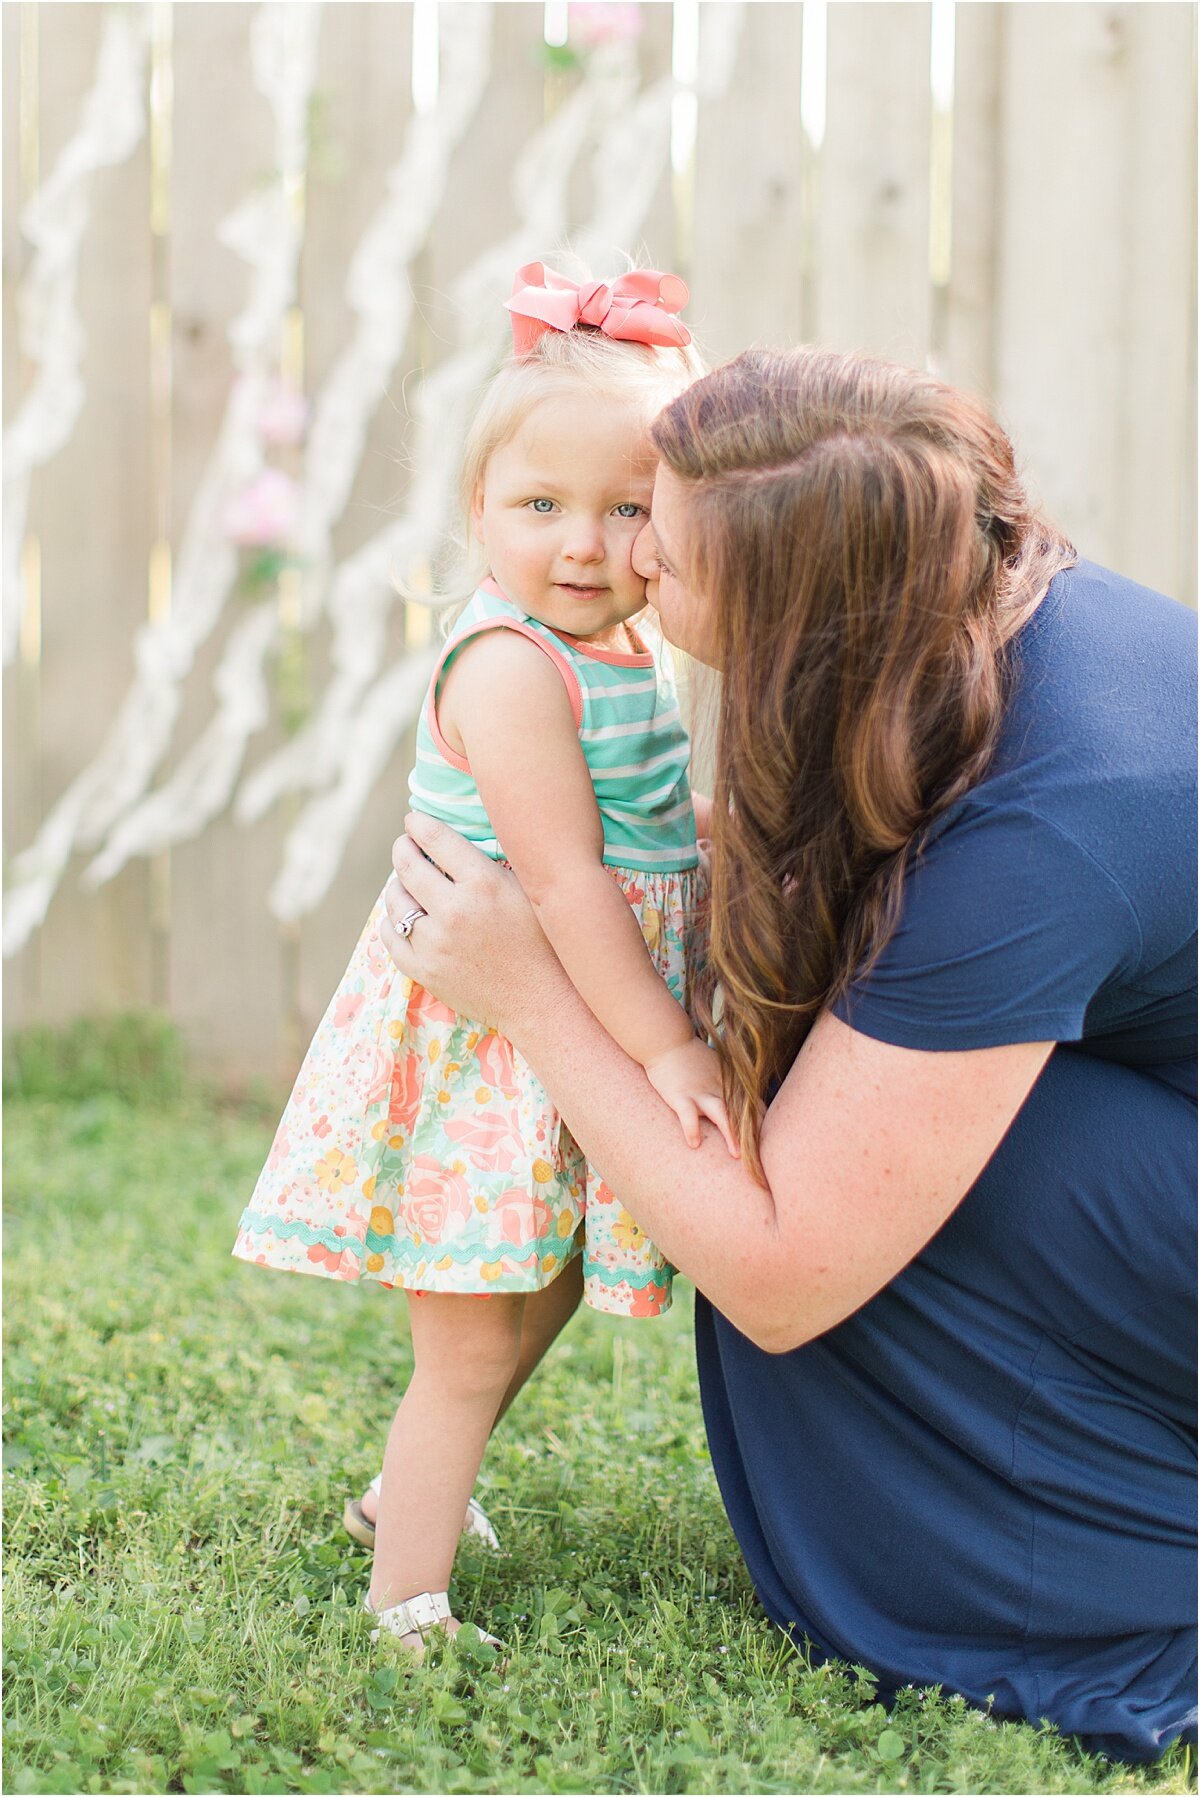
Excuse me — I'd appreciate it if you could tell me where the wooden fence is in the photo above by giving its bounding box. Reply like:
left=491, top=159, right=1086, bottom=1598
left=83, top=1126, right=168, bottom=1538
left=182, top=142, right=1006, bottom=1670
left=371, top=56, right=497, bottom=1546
left=3, top=1, right=1196, bottom=1082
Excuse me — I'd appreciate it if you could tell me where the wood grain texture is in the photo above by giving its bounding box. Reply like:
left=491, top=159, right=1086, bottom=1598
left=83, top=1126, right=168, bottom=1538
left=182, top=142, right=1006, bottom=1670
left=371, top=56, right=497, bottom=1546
left=166, top=2, right=287, bottom=1081
left=816, top=2, right=932, bottom=362
left=992, top=5, right=1129, bottom=570
left=692, top=2, right=805, bottom=364
left=945, top=2, right=1001, bottom=397
left=290, top=3, right=418, bottom=1067
left=1114, top=3, right=1196, bottom=602
left=13, top=3, right=156, bottom=1029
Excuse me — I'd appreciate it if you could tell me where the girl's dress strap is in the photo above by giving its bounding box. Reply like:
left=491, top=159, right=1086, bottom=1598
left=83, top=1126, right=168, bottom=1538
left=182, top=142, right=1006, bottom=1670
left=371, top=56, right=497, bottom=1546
left=425, top=613, right=584, bottom=774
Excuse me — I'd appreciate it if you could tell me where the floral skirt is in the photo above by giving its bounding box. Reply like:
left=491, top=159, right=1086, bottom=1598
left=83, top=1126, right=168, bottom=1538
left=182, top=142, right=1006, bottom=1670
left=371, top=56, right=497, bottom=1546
left=232, top=865, right=705, bottom=1317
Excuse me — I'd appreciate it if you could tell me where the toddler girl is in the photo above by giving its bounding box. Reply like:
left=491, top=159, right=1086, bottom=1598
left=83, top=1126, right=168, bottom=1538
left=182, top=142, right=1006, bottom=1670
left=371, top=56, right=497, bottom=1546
left=233, top=262, right=734, bottom=1653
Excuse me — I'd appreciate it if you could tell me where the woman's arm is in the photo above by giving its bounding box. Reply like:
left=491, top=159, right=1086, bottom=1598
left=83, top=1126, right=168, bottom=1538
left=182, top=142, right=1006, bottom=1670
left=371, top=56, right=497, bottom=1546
left=383, top=815, right=1053, bottom=1352
left=437, top=630, right=733, bottom=1148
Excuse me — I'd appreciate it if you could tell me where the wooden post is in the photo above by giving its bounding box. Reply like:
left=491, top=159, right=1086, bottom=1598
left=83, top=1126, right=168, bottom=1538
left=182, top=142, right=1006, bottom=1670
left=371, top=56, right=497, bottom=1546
left=692, top=2, right=805, bottom=363
left=1114, top=3, right=1197, bottom=604
left=992, top=5, right=1130, bottom=568
left=23, top=4, right=157, bottom=1029
left=945, top=1, right=1001, bottom=398
left=166, top=2, right=285, bottom=1084
left=2, top=2, right=39, bottom=1031
left=816, top=2, right=933, bottom=363
left=293, top=2, right=419, bottom=1044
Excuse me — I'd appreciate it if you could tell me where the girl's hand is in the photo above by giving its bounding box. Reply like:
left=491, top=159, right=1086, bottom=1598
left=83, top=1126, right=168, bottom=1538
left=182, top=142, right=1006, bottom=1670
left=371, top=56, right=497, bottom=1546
left=381, top=814, right=569, bottom=1036
left=644, top=1038, right=740, bottom=1156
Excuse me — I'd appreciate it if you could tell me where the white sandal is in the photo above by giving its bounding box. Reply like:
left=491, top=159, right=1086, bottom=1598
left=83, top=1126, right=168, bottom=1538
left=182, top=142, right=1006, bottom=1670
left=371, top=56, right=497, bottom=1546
left=362, top=1587, right=502, bottom=1652
left=343, top=1474, right=501, bottom=1552
left=462, top=1495, right=500, bottom=1550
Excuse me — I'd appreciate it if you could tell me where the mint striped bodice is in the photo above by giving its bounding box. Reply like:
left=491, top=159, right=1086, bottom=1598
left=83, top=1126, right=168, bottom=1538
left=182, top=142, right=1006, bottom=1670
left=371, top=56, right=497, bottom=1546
left=408, top=582, right=698, bottom=874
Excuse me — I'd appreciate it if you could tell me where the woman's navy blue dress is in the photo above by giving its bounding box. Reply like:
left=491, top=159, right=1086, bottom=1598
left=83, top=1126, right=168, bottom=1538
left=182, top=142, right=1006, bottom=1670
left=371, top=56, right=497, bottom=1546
left=695, top=562, right=1197, bottom=1761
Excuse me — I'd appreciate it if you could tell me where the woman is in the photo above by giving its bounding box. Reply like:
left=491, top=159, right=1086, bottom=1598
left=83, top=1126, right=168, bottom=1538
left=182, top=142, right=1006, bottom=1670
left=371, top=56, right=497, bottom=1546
left=380, top=348, right=1196, bottom=1761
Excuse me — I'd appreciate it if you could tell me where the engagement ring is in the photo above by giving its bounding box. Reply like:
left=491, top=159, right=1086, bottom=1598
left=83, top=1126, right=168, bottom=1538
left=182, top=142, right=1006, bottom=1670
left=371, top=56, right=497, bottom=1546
left=397, top=905, right=426, bottom=939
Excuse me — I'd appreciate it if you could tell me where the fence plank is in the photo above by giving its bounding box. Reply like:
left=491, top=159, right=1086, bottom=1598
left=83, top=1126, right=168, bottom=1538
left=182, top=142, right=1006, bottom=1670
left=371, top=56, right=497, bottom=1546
left=992, top=4, right=1130, bottom=568
left=16, top=3, right=157, bottom=1030
left=423, top=4, right=539, bottom=327
left=816, top=1, right=932, bottom=362
left=2, top=3, right=37, bottom=1026
left=165, top=2, right=289, bottom=1082
left=1116, top=3, right=1197, bottom=603
left=692, top=2, right=805, bottom=363
left=303, top=3, right=414, bottom=567
left=1, top=3, right=24, bottom=416
left=945, top=1, right=1001, bottom=397
left=292, top=4, right=417, bottom=1053
left=629, top=0, right=676, bottom=273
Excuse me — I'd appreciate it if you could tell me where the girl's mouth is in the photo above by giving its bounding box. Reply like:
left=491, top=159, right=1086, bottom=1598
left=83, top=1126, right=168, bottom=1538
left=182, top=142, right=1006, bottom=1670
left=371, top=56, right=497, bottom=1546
left=556, top=582, right=608, bottom=600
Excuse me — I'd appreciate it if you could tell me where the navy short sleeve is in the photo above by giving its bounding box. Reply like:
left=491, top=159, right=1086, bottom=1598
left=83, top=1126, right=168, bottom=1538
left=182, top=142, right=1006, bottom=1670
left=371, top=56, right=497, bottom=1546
left=835, top=802, right=1142, bottom=1050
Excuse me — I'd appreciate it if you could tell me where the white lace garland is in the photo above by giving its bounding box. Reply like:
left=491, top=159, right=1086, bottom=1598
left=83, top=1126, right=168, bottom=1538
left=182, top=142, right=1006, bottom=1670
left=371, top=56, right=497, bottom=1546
left=82, top=1, right=493, bottom=890
left=2, top=7, right=151, bottom=667
left=4, top=2, right=321, bottom=955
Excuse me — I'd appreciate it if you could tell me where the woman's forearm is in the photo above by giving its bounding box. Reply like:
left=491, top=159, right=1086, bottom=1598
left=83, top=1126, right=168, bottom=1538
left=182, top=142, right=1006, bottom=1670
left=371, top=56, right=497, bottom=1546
left=506, top=958, right=785, bottom=1334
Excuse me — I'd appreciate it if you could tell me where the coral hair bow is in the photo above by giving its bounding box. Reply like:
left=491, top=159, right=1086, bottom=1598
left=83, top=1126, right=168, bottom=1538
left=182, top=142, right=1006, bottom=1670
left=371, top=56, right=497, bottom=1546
left=505, top=261, right=692, bottom=356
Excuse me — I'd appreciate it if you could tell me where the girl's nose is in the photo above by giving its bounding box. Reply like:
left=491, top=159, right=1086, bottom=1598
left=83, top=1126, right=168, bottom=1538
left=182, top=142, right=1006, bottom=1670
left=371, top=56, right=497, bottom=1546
left=561, top=519, right=605, bottom=564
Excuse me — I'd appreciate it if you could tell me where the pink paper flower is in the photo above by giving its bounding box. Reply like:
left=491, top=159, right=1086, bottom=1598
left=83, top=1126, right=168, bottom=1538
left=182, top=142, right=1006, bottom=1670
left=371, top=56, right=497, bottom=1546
left=222, top=468, right=300, bottom=547
left=570, top=2, right=643, bottom=47
left=258, top=379, right=309, bottom=447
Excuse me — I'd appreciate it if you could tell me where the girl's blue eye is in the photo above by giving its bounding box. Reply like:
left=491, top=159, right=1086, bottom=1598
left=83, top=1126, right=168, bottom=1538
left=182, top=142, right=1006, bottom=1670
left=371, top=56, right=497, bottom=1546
left=614, top=503, right=643, bottom=519
left=529, top=498, right=555, bottom=513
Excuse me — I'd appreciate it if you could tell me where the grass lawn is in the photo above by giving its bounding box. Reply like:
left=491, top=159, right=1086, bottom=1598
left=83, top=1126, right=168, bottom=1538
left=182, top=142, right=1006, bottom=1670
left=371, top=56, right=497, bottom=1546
left=3, top=1023, right=1195, bottom=1795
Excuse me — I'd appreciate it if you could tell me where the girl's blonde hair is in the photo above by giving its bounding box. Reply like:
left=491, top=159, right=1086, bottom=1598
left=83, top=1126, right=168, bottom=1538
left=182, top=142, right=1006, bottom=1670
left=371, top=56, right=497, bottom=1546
left=426, top=299, right=704, bottom=610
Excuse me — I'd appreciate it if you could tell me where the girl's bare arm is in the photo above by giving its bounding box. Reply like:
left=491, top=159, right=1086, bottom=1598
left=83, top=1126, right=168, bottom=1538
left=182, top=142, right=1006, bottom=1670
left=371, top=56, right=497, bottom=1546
left=437, top=631, right=734, bottom=1149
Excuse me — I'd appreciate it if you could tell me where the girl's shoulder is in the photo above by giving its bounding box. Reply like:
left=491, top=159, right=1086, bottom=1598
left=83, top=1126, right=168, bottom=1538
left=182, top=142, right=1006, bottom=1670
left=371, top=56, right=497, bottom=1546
left=433, top=586, right=585, bottom=737
left=437, top=586, right=677, bottom=719
left=442, top=580, right=528, bottom=642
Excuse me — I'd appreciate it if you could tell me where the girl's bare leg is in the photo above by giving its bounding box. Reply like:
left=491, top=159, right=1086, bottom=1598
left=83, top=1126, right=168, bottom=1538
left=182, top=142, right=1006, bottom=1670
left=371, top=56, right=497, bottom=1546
left=495, top=1251, right=584, bottom=1423
left=369, top=1290, right=525, bottom=1615
left=360, top=1256, right=584, bottom=1529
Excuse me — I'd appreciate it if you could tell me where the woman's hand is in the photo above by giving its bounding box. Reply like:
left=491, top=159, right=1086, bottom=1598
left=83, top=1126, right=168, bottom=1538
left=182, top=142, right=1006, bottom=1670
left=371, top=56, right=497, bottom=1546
left=645, top=1038, right=740, bottom=1156
left=379, top=813, right=569, bottom=1034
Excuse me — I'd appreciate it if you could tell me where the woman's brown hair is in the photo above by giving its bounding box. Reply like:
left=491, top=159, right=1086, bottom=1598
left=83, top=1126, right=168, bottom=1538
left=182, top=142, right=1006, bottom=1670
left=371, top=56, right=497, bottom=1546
left=651, top=346, right=1075, bottom=1182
